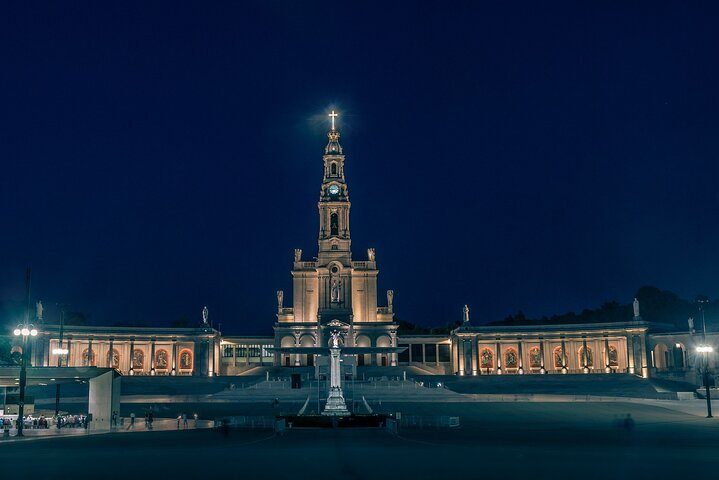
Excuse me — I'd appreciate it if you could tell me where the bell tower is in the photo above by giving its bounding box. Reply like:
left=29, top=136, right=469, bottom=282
left=318, top=110, right=351, bottom=266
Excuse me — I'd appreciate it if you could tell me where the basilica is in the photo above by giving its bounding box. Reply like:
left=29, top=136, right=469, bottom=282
left=25, top=114, right=711, bottom=385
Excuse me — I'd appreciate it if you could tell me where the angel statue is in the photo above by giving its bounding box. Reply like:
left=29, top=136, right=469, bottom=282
left=36, top=300, right=44, bottom=321
left=202, top=306, right=209, bottom=325
left=329, top=330, right=342, bottom=348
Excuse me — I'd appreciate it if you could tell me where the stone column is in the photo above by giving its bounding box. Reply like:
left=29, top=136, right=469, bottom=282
left=66, top=337, right=72, bottom=367
left=294, top=333, right=301, bottom=366
left=496, top=341, right=502, bottom=374
left=518, top=340, right=524, bottom=374
left=639, top=334, right=649, bottom=378
left=108, top=338, right=114, bottom=368
left=626, top=335, right=636, bottom=374
left=604, top=337, right=611, bottom=372
left=87, top=337, right=94, bottom=366
left=539, top=338, right=546, bottom=374
left=451, top=337, right=458, bottom=374
left=471, top=336, right=478, bottom=375
left=560, top=338, right=567, bottom=373
left=458, top=339, right=465, bottom=376
left=582, top=337, right=589, bottom=373
left=171, top=339, right=177, bottom=376
left=150, top=338, right=157, bottom=375
left=129, top=337, right=135, bottom=375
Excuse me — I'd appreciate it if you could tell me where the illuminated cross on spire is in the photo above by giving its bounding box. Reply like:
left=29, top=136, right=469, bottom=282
left=329, top=110, right=338, bottom=131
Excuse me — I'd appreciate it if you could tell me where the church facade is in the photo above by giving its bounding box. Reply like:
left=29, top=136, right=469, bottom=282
left=22, top=117, right=715, bottom=385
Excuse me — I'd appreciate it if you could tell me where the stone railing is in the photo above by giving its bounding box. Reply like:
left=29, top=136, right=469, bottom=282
left=296, top=261, right=317, bottom=269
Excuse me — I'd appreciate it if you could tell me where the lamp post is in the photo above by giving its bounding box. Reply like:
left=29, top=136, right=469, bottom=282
left=52, top=308, right=69, bottom=417
left=696, top=297, right=712, bottom=418
left=12, top=268, right=37, bottom=437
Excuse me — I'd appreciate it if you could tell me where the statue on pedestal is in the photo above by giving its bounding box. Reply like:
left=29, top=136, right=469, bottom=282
left=276, top=290, right=284, bottom=312
left=36, top=300, right=43, bottom=321
left=201, top=306, right=209, bottom=325
left=387, top=290, right=394, bottom=312
left=633, top=298, right=640, bottom=318
left=367, top=248, right=376, bottom=262
left=294, top=248, right=302, bottom=262
left=463, top=304, right=470, bottom=324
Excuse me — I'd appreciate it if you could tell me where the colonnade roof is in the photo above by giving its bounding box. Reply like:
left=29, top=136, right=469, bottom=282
left=453, top=320, right=651, bottom=336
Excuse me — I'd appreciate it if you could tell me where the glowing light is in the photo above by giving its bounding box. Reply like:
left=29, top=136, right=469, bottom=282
left=21, top=327, right=30, bottom=336
left=30, top=328, right=38, bottom=336
left=329, top=110, right=338, bottom=130
left=52, top=348, right=69, bottom=355
left=13, top=328, right=21, bottom=336
left=696, top=345, right=714, bottom=353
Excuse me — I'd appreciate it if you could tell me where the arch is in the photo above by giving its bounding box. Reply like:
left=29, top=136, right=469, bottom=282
left=330, top=163, right=337, bottom=175
left=330, top=212, right=339, bottom=236
left=108, top=348, right=120, bottom=369
left=653, top=343, right=670, bottom=370
left=673, top=343, right=685, bottom=368
left=480, top=347, right=494, bottom=370
left=355, top=334, right=371, bottom=366
left=132, top=349, right=144, bottom=370
left=528, top=346, right=542, bottom=369
left=82, top=348, right=96, bottom=367
left=155, top=349, right=169, bottom=370
left=578, top=346, right=594, bottom=368
left=504, top=347, right=518, bottom=369
left=299, top=334, right=315, bottom=347
left=179, top=349, right=193, bottom=370
left=553, top=346, right=565, bottom=369
left=355, top=335, right=371, bottom=347
left=376, top=335, right=392, bottom=367
left=280, top=336, right=296, bottom=347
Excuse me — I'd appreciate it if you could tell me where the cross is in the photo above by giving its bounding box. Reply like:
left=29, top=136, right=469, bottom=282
left=329, top=110, right=338, bottom=130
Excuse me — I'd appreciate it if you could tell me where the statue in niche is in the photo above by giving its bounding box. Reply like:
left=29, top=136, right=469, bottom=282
left=276, top=290, right=284, bottom=311
left=36, top=300, right=43, bottom=321
left=294, top=248, right=302, bottom=262
left=202, top=306, right=209, bottom=325
left=387, top=290, right=394, bottom=311
left=331, top=276, right=342, bottom=303
left=329, top=330, right=342, bottom=348
left=633, top=298, right=640, bottom=318
left=367, top=248, right=376, bottom=262
left=463, top=305, right=470, bottom=324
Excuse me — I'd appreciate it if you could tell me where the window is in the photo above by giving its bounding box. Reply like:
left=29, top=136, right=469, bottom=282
left=179, top=350, right=192, bottom=369
left=82, top=348, right=96, bottom=367
left=249, top=345, right=261, bottom=357
left=505, top=348, right=518, bottom=368
left=410, top=344, right=423, bottom=362
left=398, top=344, right=409, bottom=363
left=132, top=349, right=144, bottom=369
left=262, top=346, right=273, bottom=357
left=223, top=345, right=234, bottom=358
left=529, top=346, right=542, bottom=368
left=608, top=345, right=619, bottom=367
left=553, top=346, right=565, bottom=369
left=236, top=346, right=247, bottom=358
left=579, top=346, right=593, bottom=367
left=330, top=163, right=337, bottom=175
left=480, top=348, right=494, bottom=369
left=438, top=344, right=451, bottom=363
left=424, top=344, right=437, bottom=363
left=156, top=349, right=169, bottom=369
left=330, top=213, right=339, bottom=236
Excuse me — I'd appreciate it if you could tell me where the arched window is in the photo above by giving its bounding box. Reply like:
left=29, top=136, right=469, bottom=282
left=529, top=346, right=542, bottom=368
left=330, top=163, right=337, bottom=175
left=504, top=348, right=518, bottom=369
left=480, top=348, right=493, bottom=369
left=179, top=349, right=193, bottom=370
left=330, top=213, right=339, bottom=236
left=132, top=349, right=144, bottom=370
left=108, top=349, right=120, bottom=369
left=156, top=349, right=169, bottom=370
left=608, top=345, right=619, bottom=367
left=82, top=348, right=96, bottom=367
left=553, top=346, right=565, bottom=369
left=579, top=346, right=594, bottom=367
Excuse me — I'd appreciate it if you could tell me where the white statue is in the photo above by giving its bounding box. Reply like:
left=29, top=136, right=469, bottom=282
left=36, top=300, right=43, bottom=321
left=463, top=304, right=470, bottom=324
left=688, top=317, right=695, bottom=333
left=294, top=248, right=302, bottom=262
left=387, top=290, right=394, bottom=311
left=329, top=330, right=342, bottom=348
left=276, top=290, right=284, bottom=311
left=633, top=298, right=640, bottom=318
left=202, top=306, right=209, bottom=325
left=367, top=248, right=376, bottom=262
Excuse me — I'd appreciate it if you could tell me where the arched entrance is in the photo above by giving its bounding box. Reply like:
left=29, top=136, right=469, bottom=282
left=653, top=343, right=670, bottom=370
left=376, top=335, right=391, bottom=366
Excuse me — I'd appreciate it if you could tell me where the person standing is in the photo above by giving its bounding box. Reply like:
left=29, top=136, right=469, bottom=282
left=182, top=412, right=188, bottom=429
left=129, top=412, right=135, bottom=429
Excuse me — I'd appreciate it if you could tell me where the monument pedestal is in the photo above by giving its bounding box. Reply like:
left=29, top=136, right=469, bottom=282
left=322, top=345, right=349, bottom=416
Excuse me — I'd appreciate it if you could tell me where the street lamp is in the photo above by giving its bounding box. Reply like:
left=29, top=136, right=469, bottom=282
left=695, top=296, right=713, bottom=418
left=13, top=323, right=38, bottom=437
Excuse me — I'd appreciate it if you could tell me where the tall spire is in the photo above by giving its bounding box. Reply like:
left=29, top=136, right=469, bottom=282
left=325, top=110, right=342, bottom=154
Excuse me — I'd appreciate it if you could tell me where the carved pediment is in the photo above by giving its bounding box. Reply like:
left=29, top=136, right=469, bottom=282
left=326, top=319, right=349, bottom=328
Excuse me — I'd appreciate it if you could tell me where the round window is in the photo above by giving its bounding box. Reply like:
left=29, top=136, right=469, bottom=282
left=331, top=266, right=339, bottom=274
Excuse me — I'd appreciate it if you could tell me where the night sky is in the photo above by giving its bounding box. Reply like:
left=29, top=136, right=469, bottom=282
left=1, top=2, right=718, bottom=333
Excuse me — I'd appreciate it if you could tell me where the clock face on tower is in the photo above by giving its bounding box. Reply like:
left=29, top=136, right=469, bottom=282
left=328, top=185, right=340, bottom=195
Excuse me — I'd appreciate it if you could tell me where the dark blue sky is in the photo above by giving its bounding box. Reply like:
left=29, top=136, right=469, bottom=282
left=1, top=2, right=718, bottom=333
